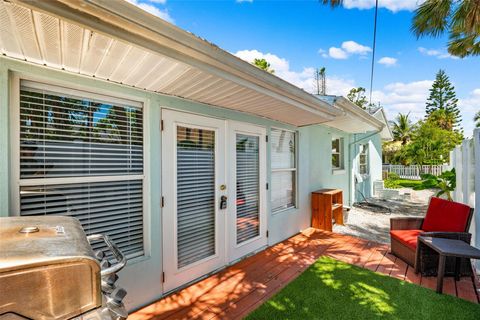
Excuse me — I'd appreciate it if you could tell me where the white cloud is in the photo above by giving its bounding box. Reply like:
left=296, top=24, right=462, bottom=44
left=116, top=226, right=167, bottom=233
left=371, top=80, right=433, bottom=120
left=342, top=0, right=424, bottom=12
left=329, top=47, right=348, bottom=59
left=318, top=49, right=329, bottom=58
left=125, top=0, right=174, bottom=23
left=342, top=41, right=372, bottom=55
left=378, top=57, right=397, bottom=66
left=418, top=47, right=459, bottom=60
left=236, top=0, right=253, bottom=2
left=321, top=41, right=371, bottom=59
left=235, top=49, right=355, bottom=95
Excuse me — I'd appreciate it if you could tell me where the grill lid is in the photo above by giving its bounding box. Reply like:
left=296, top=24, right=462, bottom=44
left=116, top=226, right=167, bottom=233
left=0, top=216, right=96, bottom=272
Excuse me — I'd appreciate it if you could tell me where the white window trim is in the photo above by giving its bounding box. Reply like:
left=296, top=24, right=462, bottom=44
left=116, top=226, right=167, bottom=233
left=9, top=73, right=151, bottom=264
left=270, top=127, right=298, bottom=214
left=331, top=137, right=345, bottom=172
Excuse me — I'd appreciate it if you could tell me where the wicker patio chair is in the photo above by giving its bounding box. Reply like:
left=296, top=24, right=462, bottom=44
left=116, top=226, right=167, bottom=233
left=390, top=197, right=474, bottom=276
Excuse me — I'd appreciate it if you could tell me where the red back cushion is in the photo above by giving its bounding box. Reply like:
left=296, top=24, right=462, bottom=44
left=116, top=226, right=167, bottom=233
left=422, top=197, right=471, bottom=232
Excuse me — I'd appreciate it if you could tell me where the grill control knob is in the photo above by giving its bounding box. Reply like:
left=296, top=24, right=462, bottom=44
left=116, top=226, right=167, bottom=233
left=111, top=287, right=127, bottom=305
left=106, top=273, right=119, bottom=286
left=94, top=250, right=105, bottom=261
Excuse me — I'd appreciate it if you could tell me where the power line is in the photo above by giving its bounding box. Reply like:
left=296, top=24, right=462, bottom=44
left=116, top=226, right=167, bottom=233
left=369, top=0, right=378, bottom=105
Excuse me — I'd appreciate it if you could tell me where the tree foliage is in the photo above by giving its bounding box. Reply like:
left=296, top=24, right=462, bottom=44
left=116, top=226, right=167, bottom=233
left=252, top=58, right=275, bottom=73
left=425, top=69, right=461, bottom=131
left=475, top=110, right=480, bottom=127
left=392, top=112, right=413, bottom=145
left=412, top=0, right=480, bottom=58
left=346, top=87, right=368, bottom=109
left=395, top=120, right=463, bottom=165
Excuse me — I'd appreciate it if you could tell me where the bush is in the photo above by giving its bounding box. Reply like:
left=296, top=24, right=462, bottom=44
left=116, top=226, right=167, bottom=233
left=387, top=172, right=400, bottom=180
left=384, top=179, right=400, bottom=189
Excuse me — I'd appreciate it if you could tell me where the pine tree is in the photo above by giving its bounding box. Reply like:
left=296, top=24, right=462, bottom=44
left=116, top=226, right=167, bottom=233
left=425, top=69, right=461, bottom=131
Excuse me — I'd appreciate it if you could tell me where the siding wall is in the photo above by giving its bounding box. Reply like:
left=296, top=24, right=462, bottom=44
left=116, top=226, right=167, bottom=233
left=0, top=57, right=382, bottom=310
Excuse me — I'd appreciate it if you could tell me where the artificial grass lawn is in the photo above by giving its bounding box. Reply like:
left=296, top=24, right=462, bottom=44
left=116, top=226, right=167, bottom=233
left=246, top=257, right=480, bottom=320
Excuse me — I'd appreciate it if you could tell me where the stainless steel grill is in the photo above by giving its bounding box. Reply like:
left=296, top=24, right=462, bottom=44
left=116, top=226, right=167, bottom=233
left=0, top=216, right=128, bottom=320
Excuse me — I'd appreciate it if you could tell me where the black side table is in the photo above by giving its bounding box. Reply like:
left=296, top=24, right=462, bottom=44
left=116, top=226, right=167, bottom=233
left=417, top=236, right=480, bottom=293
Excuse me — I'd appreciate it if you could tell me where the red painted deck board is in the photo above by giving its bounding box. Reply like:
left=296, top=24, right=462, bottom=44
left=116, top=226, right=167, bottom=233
left=130, top=229, right=479, bottom=319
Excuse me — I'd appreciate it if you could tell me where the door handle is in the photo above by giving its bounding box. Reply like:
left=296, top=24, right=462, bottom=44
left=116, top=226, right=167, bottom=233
left=220, top=195, right=227, bottom=209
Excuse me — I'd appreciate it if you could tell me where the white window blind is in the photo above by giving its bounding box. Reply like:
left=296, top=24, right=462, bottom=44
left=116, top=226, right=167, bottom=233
left=359, top=144, right=369, bottom=175
left=18, top=82, right=144, bottom=259
left=176, top=126, right=216, bottom=269
left=270, top=129, right=296, bottom=212
left=236, top=134, right=260, bottom=244
left=332, top=138, right=344, bottom=170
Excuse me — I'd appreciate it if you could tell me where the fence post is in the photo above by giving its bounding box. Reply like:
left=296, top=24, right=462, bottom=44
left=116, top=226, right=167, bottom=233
left=474, top=129, right=480, bottom=272
left=462, top=140, right=470, bottom=205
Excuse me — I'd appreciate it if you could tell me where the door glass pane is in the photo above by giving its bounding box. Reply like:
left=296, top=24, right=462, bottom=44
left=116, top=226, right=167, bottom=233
left=176, top=126, right=216, bottom=268
left=236, top=134, right=260, bottom=244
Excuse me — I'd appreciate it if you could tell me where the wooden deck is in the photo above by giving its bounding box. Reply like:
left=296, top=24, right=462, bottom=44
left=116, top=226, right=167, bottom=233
left=130, top=229, right=480, bottom=320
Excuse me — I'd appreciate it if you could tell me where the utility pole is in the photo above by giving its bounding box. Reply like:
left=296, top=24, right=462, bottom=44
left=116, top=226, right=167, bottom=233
left=314, top=67, right=326, bottom=95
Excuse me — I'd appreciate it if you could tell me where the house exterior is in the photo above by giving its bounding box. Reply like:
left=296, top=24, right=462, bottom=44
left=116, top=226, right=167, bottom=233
left=0, top=0, right=392, bottom=311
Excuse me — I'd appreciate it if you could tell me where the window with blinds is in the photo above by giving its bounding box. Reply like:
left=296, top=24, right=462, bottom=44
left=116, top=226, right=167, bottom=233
left=359, top=144, right=369, bottom=175
left=17, top=81, right=144, bottom=259
left=270, top=128, right=296, bottom=212
left=332, top=138, right=344, bottom=170
left=176, top=126, right=216, bottom=269
left=236, top=134, right=260, bottom=244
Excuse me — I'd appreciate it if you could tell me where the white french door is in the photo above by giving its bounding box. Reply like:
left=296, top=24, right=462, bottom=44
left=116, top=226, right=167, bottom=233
left=227, top=122, right=267, bottom=262
left=162, top=110, right=267, bottom=292
left=162, top=109, right=226, bottom=292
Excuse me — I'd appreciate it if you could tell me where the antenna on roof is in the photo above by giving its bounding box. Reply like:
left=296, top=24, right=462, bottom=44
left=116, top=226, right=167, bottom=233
left=314, top=67, right=326, bottom=95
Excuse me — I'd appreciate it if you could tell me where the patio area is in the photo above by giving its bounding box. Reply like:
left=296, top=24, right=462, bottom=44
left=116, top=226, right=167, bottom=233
left=130, top=228, right=480, bottom=320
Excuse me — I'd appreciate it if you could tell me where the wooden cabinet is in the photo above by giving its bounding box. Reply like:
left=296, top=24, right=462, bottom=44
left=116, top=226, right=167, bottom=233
left=311, top=189, right=343, bottom=232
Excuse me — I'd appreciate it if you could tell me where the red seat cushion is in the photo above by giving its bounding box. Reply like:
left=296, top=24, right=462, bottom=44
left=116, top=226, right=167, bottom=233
left=422, top=197, right=471, bottom=232
left=390, top=229, right=423, bottom=250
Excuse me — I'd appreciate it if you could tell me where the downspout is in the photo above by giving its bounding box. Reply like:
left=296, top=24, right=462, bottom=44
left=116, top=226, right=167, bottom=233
left=348, top=129, right=382, bottom=206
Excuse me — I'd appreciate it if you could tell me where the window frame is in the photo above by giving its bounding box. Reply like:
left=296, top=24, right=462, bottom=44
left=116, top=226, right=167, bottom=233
left=9, top=73, right=151, bottom=263
left=331, top=137, right=345, bottom=172
left=270, top=127, right=298, bottom=214
left=359, top=143, right=369, bottom=175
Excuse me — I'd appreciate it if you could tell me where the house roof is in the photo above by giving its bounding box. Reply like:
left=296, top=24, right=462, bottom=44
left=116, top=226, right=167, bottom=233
left=369, top=107, right=394, bottom=141
left=2, top=0, right=385, bottom=132
left=1, top=0, right=347, bottom=126
left=316, top=95, right=392, bottom=139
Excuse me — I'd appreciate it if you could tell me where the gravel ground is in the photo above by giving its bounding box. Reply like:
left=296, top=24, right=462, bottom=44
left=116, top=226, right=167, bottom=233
left=333, top=189, right=436, bottom=244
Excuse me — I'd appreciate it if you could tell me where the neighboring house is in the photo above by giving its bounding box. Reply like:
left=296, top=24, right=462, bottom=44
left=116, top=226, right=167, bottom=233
left=0, top=0, right=391, bottom=311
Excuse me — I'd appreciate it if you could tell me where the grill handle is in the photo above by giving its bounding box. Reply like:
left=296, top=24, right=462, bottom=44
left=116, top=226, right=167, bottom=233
left=87, top=234, right=127, bottom=276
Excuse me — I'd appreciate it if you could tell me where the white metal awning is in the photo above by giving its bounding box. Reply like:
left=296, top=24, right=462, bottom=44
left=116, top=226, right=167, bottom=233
left=0, top=0, right=347, bottom=127
left=317, top=96, right=388, bottom=136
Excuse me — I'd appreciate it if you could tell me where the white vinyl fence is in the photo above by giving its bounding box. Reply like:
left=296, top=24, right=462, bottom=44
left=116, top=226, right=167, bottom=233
left=382, top=164, right=448, bottom=180
left=449, top=128, right=479, bottom=272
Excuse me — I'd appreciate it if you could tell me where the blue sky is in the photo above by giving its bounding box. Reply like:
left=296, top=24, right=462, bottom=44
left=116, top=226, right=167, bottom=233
left=127, top=0, right=479, bottom=136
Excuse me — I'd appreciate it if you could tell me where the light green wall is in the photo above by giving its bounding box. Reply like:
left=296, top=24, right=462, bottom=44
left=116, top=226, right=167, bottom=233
left=0, top=57, right=383, bottom=310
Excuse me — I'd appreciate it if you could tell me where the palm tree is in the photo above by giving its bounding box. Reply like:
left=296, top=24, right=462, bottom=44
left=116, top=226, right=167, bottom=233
left=320, top=0, right=480, bottom=57
left=412, top=0, right=480, bottom=57
left=392, top=112, right=413, bottom=145
left=475, top=111, right=480, bottom=128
